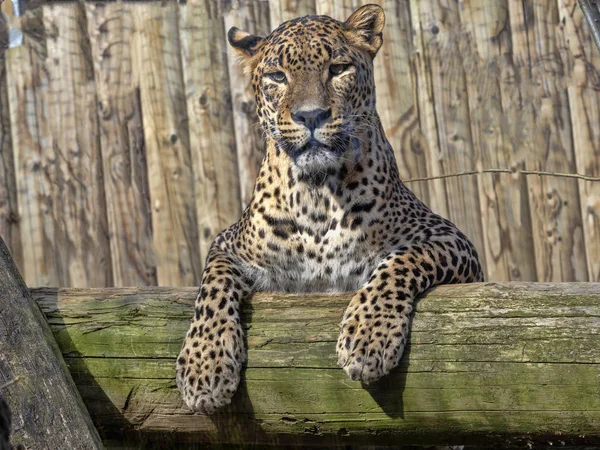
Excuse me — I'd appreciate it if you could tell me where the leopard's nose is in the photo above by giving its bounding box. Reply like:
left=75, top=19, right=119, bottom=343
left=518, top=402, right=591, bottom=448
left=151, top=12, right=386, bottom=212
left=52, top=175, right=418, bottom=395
left=291, top=108, right=332, bottom=132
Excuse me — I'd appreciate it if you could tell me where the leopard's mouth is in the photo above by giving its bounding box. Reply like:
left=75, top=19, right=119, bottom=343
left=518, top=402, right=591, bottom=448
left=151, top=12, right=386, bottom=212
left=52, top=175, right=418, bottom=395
left=288, top=134, right=350, bottom=159
left=280, top=138, right=331, bottom=163
left=297, top=138, right=333, bottom=155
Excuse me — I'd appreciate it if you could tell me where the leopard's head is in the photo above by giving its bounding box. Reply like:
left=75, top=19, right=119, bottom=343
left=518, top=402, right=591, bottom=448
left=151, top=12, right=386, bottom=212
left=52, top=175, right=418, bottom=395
left=228, top=5, right=385, bottom=177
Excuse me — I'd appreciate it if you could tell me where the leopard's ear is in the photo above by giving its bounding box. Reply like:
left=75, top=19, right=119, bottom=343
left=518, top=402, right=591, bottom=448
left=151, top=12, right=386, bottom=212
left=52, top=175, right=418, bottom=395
left=343, top=4, right=385, bottom=58
left=228, top=27, right=265, bottom=64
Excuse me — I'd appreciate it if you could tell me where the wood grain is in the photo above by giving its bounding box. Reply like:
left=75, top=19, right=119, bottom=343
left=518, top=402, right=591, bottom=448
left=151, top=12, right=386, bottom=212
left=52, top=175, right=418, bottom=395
left=409, top=1, right=486, bottom=273
left=558, top=0, right=600, bottom=282
left=2, top=2, right=599, bottom=287
left=269, top=0, right=315, bottom=26
left=132, top=2, right=201, bottom=285
left=508, top=0, right=588, bottom=281
left=6, top=9, right=59, bottom=286
left=43, top=3, right=112, bottom=287
left=409, top=0, right=450, bottom=219
left=315, top=0, right=356, bottom=19
left=0, top=236, right=103, bottom=449
left=372, top=0, right=430, bottom=206
left=0, top=19, right=22, bottom=272
left=180, top=1, right=242, bottom=267
left=31, top=282, right=600, bottom=447
left=86, top=3, right=156, bottom=287
left=224, top=0, right=271, bottom=207
left=458, top=0, right=537, bottom=281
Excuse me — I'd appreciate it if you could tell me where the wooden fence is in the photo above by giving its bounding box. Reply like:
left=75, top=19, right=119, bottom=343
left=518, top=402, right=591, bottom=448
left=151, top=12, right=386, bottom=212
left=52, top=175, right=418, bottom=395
left=0, top=0, right=599, bottom=287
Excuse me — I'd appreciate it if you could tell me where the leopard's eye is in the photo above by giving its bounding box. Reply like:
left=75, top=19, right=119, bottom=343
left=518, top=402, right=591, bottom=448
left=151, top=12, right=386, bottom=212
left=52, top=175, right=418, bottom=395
left=329, top=64, right=350, bottom=76
left=266, top=71, right=287, bottom=83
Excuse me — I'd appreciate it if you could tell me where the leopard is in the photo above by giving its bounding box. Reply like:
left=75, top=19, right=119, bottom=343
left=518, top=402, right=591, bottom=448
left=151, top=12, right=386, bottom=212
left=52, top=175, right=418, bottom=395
left=176, top=4, right=483, bottom=414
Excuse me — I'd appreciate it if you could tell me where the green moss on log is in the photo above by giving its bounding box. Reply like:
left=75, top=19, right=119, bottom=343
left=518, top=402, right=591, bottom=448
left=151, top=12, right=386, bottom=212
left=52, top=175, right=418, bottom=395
left=32, top=283, right=600, bottom=447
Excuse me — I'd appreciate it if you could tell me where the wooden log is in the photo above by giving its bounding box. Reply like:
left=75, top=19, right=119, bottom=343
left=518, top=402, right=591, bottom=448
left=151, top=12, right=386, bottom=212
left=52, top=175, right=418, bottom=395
left=0, top=236, right=103, bottom=449
left=132, top=2, right=202, bottom=285
left=32, top=282, right=600, bottom=447
left=180, top=1, right=242, bottom=267
left=85, top=3, right=157, bottom=287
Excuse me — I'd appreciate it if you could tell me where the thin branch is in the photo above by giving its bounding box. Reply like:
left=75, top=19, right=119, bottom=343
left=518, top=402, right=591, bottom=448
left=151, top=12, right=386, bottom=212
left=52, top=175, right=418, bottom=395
left=404, top=168, right=600, bottom=183
left=519, top=169, right=600, bottom=181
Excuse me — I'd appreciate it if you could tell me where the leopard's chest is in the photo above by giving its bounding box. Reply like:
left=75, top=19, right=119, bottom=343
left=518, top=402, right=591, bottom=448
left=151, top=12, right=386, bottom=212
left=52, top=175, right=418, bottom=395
left=245, top=224, right=381, bottom=293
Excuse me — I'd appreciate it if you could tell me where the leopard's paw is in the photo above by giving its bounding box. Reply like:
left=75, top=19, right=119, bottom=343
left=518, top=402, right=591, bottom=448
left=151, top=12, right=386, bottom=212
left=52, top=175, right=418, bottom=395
left=336, top=297, right=410, bottom=383
left=176, top=320, right=246, bottom=414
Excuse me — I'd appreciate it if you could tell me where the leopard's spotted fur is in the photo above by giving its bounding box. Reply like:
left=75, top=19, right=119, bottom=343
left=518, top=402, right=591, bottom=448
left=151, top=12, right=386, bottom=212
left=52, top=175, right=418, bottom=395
left=176, top=4, right=483, bottom=414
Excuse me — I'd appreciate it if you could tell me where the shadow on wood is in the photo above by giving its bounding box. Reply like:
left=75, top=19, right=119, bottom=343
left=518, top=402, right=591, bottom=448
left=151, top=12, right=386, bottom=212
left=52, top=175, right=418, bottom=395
left=36, top=289, right=139, bottom=444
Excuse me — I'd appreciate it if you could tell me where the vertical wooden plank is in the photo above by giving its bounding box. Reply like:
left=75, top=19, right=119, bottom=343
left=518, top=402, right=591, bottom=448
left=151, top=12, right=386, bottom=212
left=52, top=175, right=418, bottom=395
left=180, top=2, right=242, bottom=266
left=223, top=0, right=271, bottom=207
left=371, top=0, right=430, bottom=206
left=6, top=9, right=60, bottom=286
left=132, top=3, right=201, bottom=285
left=315, top=0, right=356, bottom=19
left=0, top=14, right=23, bottom=272
left=409, top=0, right=449, bottom=219
left=269, top=0, right=315, bottom=25
left=458, top=0, right=537, bottom=281
left=558, top=0, right=600, bottom=281
left=86, top=3, right=157, bottom=286
left=43, top=3, right=112, bottom=287
left=409, top=1, right=486, bottom=271
left=507, top=0, right=588, bottom=281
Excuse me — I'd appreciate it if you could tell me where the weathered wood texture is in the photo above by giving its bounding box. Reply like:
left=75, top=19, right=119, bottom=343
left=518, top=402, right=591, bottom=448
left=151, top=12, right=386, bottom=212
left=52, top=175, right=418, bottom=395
left=6, top=4, right=112, bottom=287
left=44, top=3, right=112, bottom=287
left=408, top=0, right=449, bottom=221
left=510, top=0, right=588, bottom=282
left=373, top=0, right=431, bottom=207
left=559, top=0, right=600, bottom=282
left=32, top=282, right=600, bottom=447
left=180, top=1, right=242, bottom=265
left=6, top=8, right=60, bottom=286
left=86, top=3, right=157, bottom=287
left=0, top=236, right=103, bottom=449
left=223, top=0, right=270, bottom=207
left=132, top=3, right=202, bottom=285
left=0, top=12, right=22, bottom=273
left=269, top=0, right=315, bottom=26
left=3, top=1, right=600, bottom=287
left=411, top=1, right=487, bottom=273
left=458, top=1, right=537, bottom=282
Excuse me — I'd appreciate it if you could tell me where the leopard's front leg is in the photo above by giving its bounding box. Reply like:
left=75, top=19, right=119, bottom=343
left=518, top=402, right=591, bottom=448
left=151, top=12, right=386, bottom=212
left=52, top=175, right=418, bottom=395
left=337, top=239, right=482, bottom=383
left=176, top=245, right=251, bottom=413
